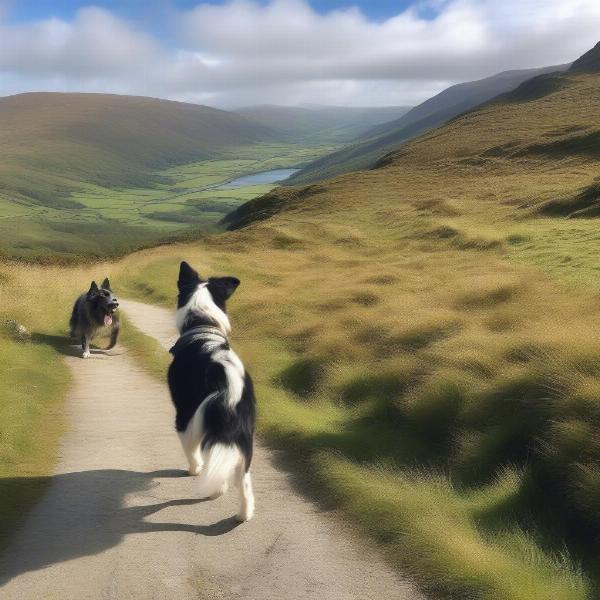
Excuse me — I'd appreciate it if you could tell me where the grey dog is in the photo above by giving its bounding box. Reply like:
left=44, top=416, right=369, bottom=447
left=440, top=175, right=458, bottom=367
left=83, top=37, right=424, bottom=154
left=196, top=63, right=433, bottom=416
left=69, top=278, right=120, bottom=358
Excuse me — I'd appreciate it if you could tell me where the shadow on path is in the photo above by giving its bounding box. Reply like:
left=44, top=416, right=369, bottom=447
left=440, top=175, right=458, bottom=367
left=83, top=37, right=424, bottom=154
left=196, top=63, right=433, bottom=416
left=31, top=332, right=122, bottom=358
left=0, top=468, right=240, bottom=585
left=30, top=332, right=81, bottom=357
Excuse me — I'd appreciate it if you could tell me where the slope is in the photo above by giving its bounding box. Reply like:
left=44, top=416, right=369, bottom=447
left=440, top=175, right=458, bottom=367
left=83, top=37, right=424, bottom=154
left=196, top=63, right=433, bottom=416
left=569, top=40, right=600, bottom=73
left=286, top=63, right=569, bottom=185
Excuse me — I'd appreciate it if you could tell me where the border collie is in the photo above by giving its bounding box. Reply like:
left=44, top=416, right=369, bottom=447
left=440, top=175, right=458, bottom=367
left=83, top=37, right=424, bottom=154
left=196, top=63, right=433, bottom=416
left=167, top=261, right=256, bottom=522
left=69, top=278, right=120, bottom=358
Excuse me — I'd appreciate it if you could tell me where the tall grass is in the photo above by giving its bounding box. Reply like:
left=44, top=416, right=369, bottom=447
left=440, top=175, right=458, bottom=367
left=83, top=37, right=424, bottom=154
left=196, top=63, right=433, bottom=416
left=110, top=217, right=600, bottom=598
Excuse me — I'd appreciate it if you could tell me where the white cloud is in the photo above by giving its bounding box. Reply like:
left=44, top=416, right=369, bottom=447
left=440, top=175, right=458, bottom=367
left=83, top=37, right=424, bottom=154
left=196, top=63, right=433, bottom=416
left=0, top=1, right=599, bottom=107
left=0, top=7, right=161, bottom=77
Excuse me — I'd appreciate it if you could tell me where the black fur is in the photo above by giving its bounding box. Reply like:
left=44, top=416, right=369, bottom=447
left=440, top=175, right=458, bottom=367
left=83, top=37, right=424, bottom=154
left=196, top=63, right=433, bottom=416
left=69, top=278, right=120, bottom=357
left=167, top=261, right=255, bottom=471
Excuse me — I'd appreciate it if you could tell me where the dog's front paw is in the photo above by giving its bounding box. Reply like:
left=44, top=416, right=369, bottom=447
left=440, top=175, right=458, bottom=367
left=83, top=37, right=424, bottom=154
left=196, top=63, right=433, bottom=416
left=188, top=465, right=201, bottom=476
left=82, top=350, right=91, bottom=359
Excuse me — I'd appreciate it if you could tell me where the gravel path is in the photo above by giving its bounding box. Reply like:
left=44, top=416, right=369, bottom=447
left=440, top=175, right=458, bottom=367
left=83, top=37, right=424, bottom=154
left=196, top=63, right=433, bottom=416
left=0, top=298, right=423, bottom=600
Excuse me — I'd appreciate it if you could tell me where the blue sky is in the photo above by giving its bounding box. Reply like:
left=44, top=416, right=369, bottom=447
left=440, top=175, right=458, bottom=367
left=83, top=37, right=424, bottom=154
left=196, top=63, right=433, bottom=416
left=6, top=1, right=427, bottom=25
left=3, top=1, right=431, bottom=50
left=0, top=0, right=598, bottom=107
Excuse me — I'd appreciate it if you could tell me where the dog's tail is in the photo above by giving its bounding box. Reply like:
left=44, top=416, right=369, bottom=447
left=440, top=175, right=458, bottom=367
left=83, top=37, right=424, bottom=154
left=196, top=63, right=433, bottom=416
left=196, top=443, right=242, bottom=499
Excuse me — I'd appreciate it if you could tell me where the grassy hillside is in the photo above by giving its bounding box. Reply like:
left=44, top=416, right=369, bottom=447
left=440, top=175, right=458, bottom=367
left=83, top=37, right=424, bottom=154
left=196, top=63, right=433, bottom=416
left=236, top=104, right=411, bottom=144
left=570, top=41, right=600, bottom=73
left=9, top=140, right=337, bottom=262
left=0, top=93, right=266, bottom=260
left=103, top=52, right=600, bottom=598
left=286, top=63, right=569, bottom=185
left=0, top=93, right=349, bottom=260
left=0, top=93, right=343, bottom=261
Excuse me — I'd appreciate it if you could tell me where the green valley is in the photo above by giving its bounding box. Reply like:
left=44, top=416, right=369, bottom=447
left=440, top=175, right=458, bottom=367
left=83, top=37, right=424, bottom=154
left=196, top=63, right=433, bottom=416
left=0, top=92, right=352, bottom=261
left=0, top=138, right=334, bottom=261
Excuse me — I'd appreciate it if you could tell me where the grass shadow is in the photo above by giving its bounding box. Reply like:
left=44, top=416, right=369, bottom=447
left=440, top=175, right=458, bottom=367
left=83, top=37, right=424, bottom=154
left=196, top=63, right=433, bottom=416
left=30, top=332, right=76, bottom=355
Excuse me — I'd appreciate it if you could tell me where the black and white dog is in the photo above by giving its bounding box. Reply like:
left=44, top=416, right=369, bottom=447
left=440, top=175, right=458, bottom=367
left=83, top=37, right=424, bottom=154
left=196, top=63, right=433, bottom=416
left=167, top=261, right=256, bottom=521
left=69, top=278, right=120, bottom=358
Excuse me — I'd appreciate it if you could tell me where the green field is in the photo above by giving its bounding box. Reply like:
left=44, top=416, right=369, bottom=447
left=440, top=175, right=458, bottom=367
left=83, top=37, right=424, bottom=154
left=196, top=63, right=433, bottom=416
left=0, top=141, right=336, bottom=261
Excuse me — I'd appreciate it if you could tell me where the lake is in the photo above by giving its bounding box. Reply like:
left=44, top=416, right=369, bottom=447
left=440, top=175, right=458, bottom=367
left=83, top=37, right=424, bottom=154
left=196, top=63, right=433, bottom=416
left=219, top=168, right=300, bottom=189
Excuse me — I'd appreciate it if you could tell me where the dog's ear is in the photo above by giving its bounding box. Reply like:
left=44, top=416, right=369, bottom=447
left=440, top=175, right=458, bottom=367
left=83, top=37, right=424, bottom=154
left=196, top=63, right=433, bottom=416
left=101, top=277, right=112, bottom=291
left=208, top=276, right=240, bottom=302
left=178, top=261, right=201, bottom=290
left=87, top=281, right=99, bottom=297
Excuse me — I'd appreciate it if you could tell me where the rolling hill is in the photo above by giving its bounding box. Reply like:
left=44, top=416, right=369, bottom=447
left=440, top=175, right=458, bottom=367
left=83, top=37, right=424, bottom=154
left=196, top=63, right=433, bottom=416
left=0, top=92, right=276, bottom=202
left=286, top=62, right=570, bottom=185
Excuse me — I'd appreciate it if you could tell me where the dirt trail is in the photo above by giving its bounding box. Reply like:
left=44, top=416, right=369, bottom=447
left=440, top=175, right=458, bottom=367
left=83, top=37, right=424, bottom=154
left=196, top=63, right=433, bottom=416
left=0, top=299, right=423, bottom=600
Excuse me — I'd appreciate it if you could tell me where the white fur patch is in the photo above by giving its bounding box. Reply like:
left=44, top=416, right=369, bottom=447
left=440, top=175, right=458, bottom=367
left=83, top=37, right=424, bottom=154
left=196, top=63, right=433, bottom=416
left=176, top=283, right=231, bottom=334
left=212, top=348, right=245, bottom=408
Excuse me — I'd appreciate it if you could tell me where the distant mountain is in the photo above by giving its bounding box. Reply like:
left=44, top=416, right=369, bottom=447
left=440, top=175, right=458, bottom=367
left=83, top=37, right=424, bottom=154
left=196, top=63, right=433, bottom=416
left=286, top=63, right=570, bottom=185
left=236, top=104, right=412, bottom=144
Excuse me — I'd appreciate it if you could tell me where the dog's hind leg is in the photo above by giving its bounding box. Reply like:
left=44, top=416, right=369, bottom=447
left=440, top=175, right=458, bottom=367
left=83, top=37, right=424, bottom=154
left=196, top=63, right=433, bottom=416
left=82, top=335, right=90, bottom=359
left=236, top=465, right=254, bottom=522
left=188, top=445, right=203, bottom=476
left=106, top=321, right=120, bottom=350
left=178, top=430, right=203, bottom=475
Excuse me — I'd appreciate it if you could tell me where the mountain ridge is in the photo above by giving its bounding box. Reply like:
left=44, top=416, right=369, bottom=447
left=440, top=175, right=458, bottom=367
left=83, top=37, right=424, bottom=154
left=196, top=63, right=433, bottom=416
left=285, top=62, right=570, bottom=186
left=0, top=91, right=279, bottom=204
left=569, top=41, right=600, bottom=73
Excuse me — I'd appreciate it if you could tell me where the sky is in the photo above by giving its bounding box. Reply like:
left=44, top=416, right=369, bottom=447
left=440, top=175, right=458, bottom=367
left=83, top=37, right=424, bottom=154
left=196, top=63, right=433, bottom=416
left=0, top=0, right=599, bottom=108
